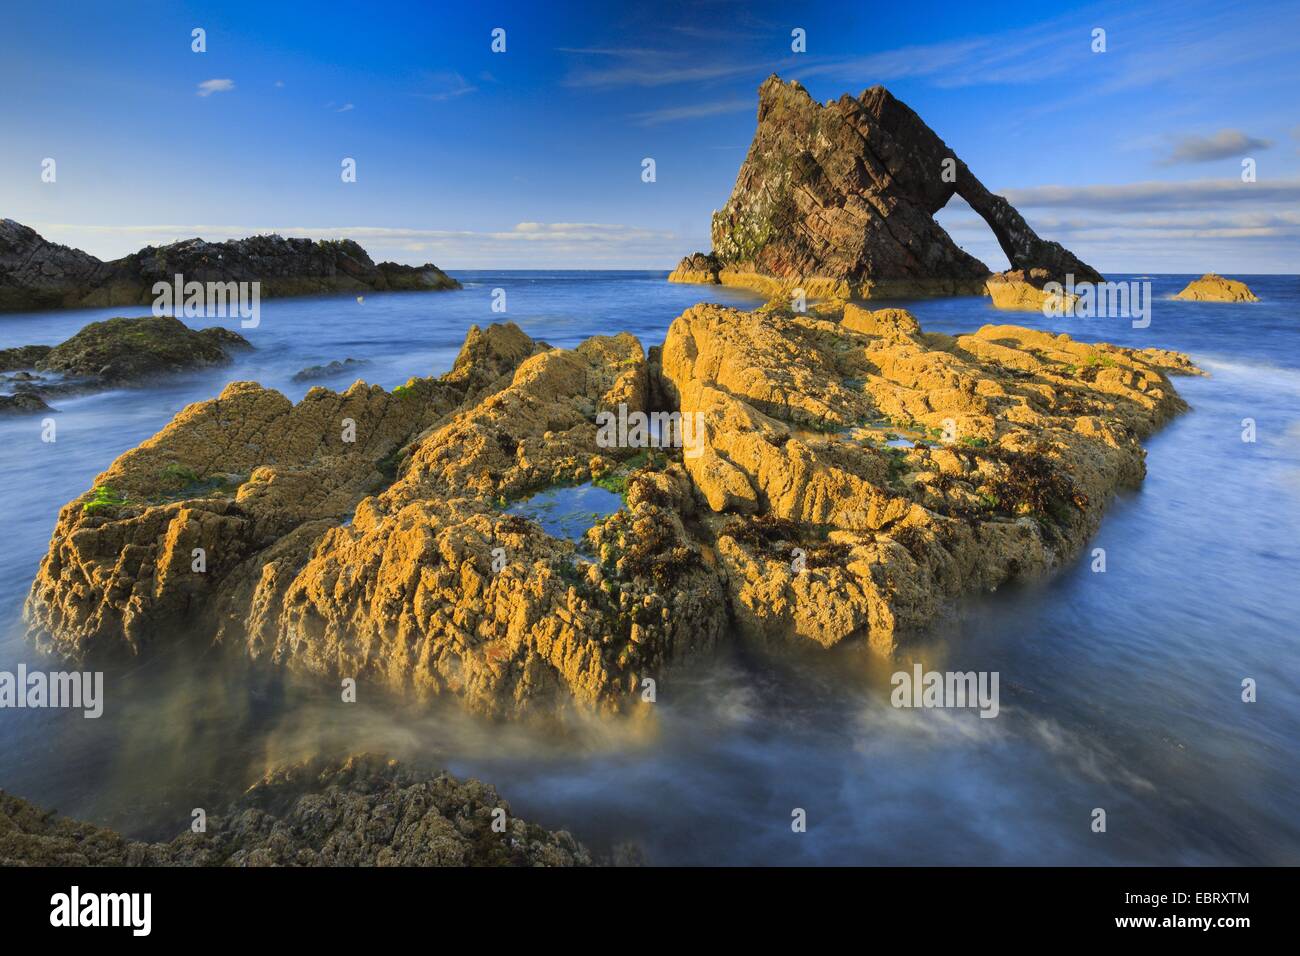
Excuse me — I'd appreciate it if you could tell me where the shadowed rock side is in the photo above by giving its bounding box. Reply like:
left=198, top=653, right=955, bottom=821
left=25, top=307, right=1198, bottom=718
left=669, top=76, right=1100, bottom=302
left=0, top=219, right=460, bottom=312
left=0, top=755, right=590, bottom=866
left=1173, top=273, right=1261, bottom=302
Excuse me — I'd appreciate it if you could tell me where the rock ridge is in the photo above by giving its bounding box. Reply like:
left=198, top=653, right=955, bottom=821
left=0, top=219, right=460, bottom=312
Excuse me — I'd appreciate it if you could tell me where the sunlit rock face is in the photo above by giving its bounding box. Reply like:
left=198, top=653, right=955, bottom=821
left=1173, top=273, right=1261, bottom=302
left=24, top=300, right=1199, bottom=718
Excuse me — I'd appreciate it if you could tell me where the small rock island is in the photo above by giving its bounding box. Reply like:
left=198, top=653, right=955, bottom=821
left=1173, top=273, right=1261, bottom=302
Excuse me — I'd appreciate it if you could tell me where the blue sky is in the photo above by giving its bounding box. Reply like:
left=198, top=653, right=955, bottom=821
left=1, top=0, right=1297, bottom=272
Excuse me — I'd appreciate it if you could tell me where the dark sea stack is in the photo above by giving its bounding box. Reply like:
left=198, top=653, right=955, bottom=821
left=0, top=219, right=461, bottom=312
left=670, top=76, right=1100, bottom=300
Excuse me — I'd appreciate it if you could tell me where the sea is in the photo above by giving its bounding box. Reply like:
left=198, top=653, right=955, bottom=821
left=1, top=271, right=1296, bottom=864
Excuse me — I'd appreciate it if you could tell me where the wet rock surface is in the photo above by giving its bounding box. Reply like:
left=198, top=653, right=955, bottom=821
left=0, top=219, right=460, bottom=312
left=0, top=754, right=591, bottom=866
left=292, top=358, right=371, bottom=382
left=670, top=76, right=1099, bottom=300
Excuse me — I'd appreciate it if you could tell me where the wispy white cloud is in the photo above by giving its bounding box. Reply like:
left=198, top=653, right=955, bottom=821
left=196, top=78, right=234, bottom=97
left=1159, top=129, right=1272, bottom=165
left=632, top=99, right=754, bottom=126
left=334, top=103, right=355, bottom=113
left=1000, top=178, right=1300, bottom=210
left=560, top=47, right=764, bottom=89
left=938, top=180, right=1300, bottom=272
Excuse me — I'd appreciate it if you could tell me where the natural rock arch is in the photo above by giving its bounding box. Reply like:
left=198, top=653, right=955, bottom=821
left=671, top=76, right=1100, bottom=299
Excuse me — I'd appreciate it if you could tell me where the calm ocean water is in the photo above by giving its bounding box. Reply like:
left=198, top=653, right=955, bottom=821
left=1, top=272, right=1296, bottom=864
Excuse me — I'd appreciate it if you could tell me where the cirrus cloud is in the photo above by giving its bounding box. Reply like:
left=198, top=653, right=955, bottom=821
left=195, top=78, right=234, bottom=97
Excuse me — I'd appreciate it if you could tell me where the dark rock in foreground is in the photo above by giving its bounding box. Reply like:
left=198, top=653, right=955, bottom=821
left=671, top=76, right=1100, bottom=299
left=0, top=219, right=461, bottom=312
left=0, top=754, right=591, bottom=867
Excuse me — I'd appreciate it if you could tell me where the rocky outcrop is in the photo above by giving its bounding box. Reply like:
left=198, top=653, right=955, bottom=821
left=25, top=303, right=1199, bottom=716
left=0, top=392, right=51, bottom=415
left=0, top=219, right=460, bottom=312
left=25, top=320, right=725, bottom=719
left=670, top=76, right=1100, bottom=300
left=34, top=316, right=250, bottom=383
left=984, top=269, right=1078, bottom=313
left=0, top=755, right=590, bottom=866
left=1173, top=273, right=1260, bottom=302
left=0, top=316, right=251, bottom=413
left=659, top=302, right=1197, bottom=652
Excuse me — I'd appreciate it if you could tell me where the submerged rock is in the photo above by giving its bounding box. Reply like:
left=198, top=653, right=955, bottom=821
left=0, top=219, right=460, bottom=312
left=0, top=392, right=51, bottom=416
left=1172, top=273, right=1260, bottom=302
left=0, top=755, right=591, bottom=866
left=670, top=76, right=1099, bottom=301
left=292, top=357, right=370, bottom=382
left=25, top=305, right=1199, bottom=717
